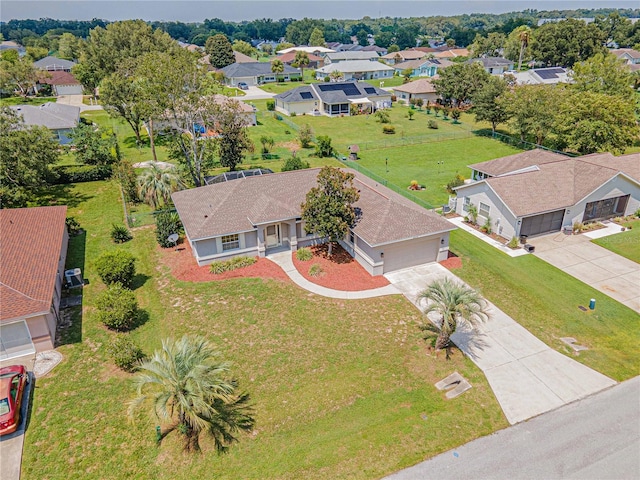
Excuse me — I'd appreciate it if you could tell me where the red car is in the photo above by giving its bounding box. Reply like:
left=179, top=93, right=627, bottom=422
left=0, top=365, right=29, bottom=436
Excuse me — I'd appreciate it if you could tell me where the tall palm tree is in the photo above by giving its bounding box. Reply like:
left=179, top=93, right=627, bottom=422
left=517, top=26, right=531, bottom=72
left=128, top=335, right=255, bottom=452
left=271, top=58, right=284, bottom=80
left=418, top=278, right=489, bottom=350
left=292, top=50, right=310, bottom=80
left=137, top=162, right=183, bottom=210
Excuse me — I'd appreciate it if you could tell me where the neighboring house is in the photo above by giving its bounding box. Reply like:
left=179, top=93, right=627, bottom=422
left=325, top=42, right=362, bottom=53
left=513, top=67, right=571, bottom=85
left=220, top=61, right=301, bottom=86
left=392, top=78, right=439, bottom=103
left=200, top=51, right=256, bottom=71
left=324, top=51, right=380, bottom=64
left=609, top=48, right=640, bottom=72
left=361, top=45, right=388, bottom=56
left=10, top=103, right=80, bottom=144
left=274, top=80, right=391, bottom=117
left=454, top=149, right=640, bottom=240
left=33, top=56, right=76, bottom=72
left=36, top=71, right=83, bottom=96
left=0, top=40, right=26, bottom=56
left=172, top=168, right=455, bottom=274
left=315, top=60, right=394, bottom=81
left=393, top=58, right=453, bottom=77
left=277, top=46, right=335, bottom=56
left=433, top=48, right=470, bottom=59
left=277, top=51, right=323, bottom=69
left=0, top=206, right=69, bottom=364
left=467, top=57, right=514, bottom=75
left=380, top=50, right=427, bottom=65
left=177, top=41, right=204, bottom=53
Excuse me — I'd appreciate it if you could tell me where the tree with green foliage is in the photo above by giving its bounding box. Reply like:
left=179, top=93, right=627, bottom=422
left=309, top=27, right=326, bottom=47
left=374, top=31, right=394, bottom=49
left=292, top=50, right=310, bottom=79
left=128, top=335, right=255, bottom=452
left=137, top=163, right=183, bottom=210
left=270, top=58, right=284, bottom=77
left=301, top=166, right=360, bottom=256
left=214, top=98, right=255, bottom=172
left=57, top=32, right=83, bottom=60
left=95, top=284, right=139, bottom=331
left=472, top=75, right=510, bottom=133
left=0, top=55, right=39, bottom=98
left=419, top=277, right=489, bottom=350
left=314, top=135, right=334, bottom=157
left=356, top=29, right=369, bottom=47
left=285, top=19, right=323, bottom=45
left=469, top=32, right=506, bottom=57
left=232, top=39, right=256, bottom=58
left=433, top=62, right=491, bottom=107
left=571, top=53, right=635, bottom=101
left=205, top=34, right=235, bottom=68
left=259, top=135, right=274, bottom=154
left=25, top=46, right=48, bottom=61
left=401, top=68, right=413, bottom=83
left=95, top=250, right=137, bottom=289
left=530, top=19, right=606, bottom=68
left=298, top=123, right=314, bottom=148
left=113, top=161, right=139, bottom=204
left=69, top=123, right=119, bottom=165
left=281, top=157, right=310, bottom=172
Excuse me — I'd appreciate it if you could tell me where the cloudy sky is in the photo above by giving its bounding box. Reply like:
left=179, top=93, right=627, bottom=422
left=1, top=1, right=637, bottom=22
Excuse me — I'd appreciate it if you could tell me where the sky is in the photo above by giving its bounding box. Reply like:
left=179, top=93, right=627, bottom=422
left=1, top=0, right=638, bottom=23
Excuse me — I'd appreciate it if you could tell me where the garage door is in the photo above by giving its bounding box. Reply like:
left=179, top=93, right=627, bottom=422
left=382, top=237, right=440, bottom=273
left=55, top=85, right=83, bottom=95
left=520, top=209, right=565, bottom=237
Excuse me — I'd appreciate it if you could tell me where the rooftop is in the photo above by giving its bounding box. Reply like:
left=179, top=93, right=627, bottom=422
left=10, top=102, right=80, bottom=130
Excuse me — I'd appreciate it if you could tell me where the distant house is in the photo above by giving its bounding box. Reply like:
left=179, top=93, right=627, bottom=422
left=200, top=51, right=256, bottom=71
left=361, top=45, right=388, bottom=56
left=10, top=103, right=80, bottom=144
left=513, top=67, right=571, bottom=85
left=33, top=56, right=76, bottom=72
left=393, top=78, right=439, bottom=104
left=315, top=60, right=394, bottom=81
left=325, top=42, right=362, bottom=53
left=277, top=46, right=335, bottom=56
left=433, top=48, right=470, bottom=59
left=380, top=50, right=427, bottom=65
left=219, top=61, right=301, bottom=87
left=277, top=51, right=324, bottom=69
left=36, top=71, right=83, bottom=96
left=0, top=206, right=69, bottom=364
left=467, top=57, right=514, bottom=75
left=274, top=80, right=391, bottom=117
left=324, top=51, right=380, bottom=64
left=0, top=40, right=26, bottom=56
left=610, top=48, right=640, bottom=72
left=393, top=58, right=453, bottom=77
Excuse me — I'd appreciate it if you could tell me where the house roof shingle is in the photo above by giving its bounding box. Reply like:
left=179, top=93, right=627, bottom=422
left=316, top=60, right=394, bottom=74
left=38, top=71, right=81, bottom=86
left=0, top=206, right=67, bottom=321
left=393, top=58, right=453, bottom=70
left=325, top=51, right=379, bottom=62
left=469, top=149, right=567, bottom=177
left=274, top=81, right=390, bottom=105
left=277, top=51, right=323, bottom=63
left=221, top=61, right=300, bottom=77
left=467, top=57, right=513, bottom=68
left=381, top=50, right=427, bottom=62
left=33, top=56, right=76, bottom=71
left=610, top=48, right=640, bottom=60
left=10, top=103, right=80, bottom=130
left=172, top=168, right=454, bottom=246
left=393, top=77, right=438, bottom=94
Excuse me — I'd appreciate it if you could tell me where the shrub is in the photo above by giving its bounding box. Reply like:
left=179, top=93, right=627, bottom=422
left=107, top=335, right=144, bottom=372
left=446, top=174, right=465, bottom=194
left=635, top=208, right=640, bottom=218
left=155, top=210, right=183, bottom=247
left=298, top=124, right=313, bottom=148
left=111, top=224, right=132, bottom=243
left=309, top=264, right=323, bottom=277
left=282, top=157, right=310, bottom=172
left=375, top=110, right=390, bottom=123
left=95, top=284, right=139, bottom=331
left=210, top=256, right=257, bottom=274
left=296, top=247, right=313, bottom=261
left=95, top=250, right=136, bottom=288
left=573, top=222, right=585, bottom=233
left=290, top=111, right=297, bottom=117
left=382, top=125, right=396, bottom=134
left=409, top=180, right=420, bottom=190
left=112, top=161, right=139, bottom=203
left=415, top=98, right=424, bottom=108
left=324, top=76, right=330, bottom=82
left=451, top=108, right=461, bottom=122
left=428, top=120, right=438, bottom=129
left=50, top=165, right=113, bottom=184
left=266, top=99, right=275, bottom=111
left=508, top=237, right=519, bottom=249
left=407, top=110, right=415, bottom=120
left=315, top=135, right=334, bottom=157
left=65, top=217, right=81, bottom=236
left=480, top=217, right=492, bottom=234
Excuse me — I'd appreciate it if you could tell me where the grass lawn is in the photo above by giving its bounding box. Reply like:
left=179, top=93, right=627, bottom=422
left=592, top=218, right=640, bottom=263
left=21, top=180, right=507, bottom=479
left=363, top=76, right=406, bottom=88
left=449, top=229, right=640, bottom=381
left=0, top=95, right=57, bottom=106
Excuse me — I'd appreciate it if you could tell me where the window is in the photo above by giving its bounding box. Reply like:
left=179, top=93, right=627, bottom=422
left=221, top=234, right=240, bottom=251
left=463, top=197, right=470, bottom=212
left=349, top=231, right=355, bottom=244
left=479, top=202, right=490, bottom=218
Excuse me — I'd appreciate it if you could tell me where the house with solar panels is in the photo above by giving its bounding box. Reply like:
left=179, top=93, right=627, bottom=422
left=315, top=60, right=395, bottom=81
left=513, top=67, right=572, bottom=85
left=273, top=81, right=391, bottom=117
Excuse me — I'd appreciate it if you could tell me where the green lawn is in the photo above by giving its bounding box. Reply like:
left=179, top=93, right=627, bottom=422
left=592, top=218, right=640, bottom=263
left=21, top=180, right=506, bottom=479
left=0, top=95, right=57, bottom=106
left=449, top=229, right=640, bottom=381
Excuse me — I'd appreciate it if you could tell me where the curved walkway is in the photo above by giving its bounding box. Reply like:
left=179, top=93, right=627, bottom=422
left=267, top=251, right=400, bottom=299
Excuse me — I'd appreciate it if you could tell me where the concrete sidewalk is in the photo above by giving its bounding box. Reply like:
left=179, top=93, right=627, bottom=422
left=385, top=263, right=616, bottom=425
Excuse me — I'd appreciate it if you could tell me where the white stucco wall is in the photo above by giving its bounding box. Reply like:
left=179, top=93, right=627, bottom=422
left=456, top=182, right=519, bottom=240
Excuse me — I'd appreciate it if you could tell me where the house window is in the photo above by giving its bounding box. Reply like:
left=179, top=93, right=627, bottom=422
left=479, top=202, right=490, bottom=218
left=221, top=234, right=240, bottom=251
left=349, top=231, right=355, bottom=244
left=463, top=197, right=470, bottom=212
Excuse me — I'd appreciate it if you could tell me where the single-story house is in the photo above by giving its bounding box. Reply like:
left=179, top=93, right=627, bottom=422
left=361, top=45, right=388, bottom=56
left=220, top=61, right=301, bottom=87
left=274, top=80, right=391, bottom=117
left=0, top=40, right=26, bottom=56
left=277, top=46, right=335, bottom=56
left=393, top=58, right=453, bottom=77
left=380, top=50, right=427, bottom=65
left=467, top=57, right=514, bottom=75
left=315, top=60, right=394, bottom=81
left=324, top=51, right=380, bottom=64
left=433, top=48, right=470, bottom=59
left=33, top=55, right=76, bottom=72
left=513, top=67, right=571, bottom=85
left=172, top=168, right=455, bottom=275
left=609, top=48, right=640, bottom=64
left=277, top=51, right=323, bottom=69
left=392, top=78, right=439, bottom=103
left=0, top=206, right=69, bottom=365
left=36, top=70, right=83, bottom=96
left=453, top=149, right=640, bottom=240
left=10, top=102, right=80, bottom=144
left=200, top=51, right=257, bottom=71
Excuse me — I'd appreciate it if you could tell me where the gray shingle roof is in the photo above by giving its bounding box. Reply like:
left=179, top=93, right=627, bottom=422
left=172, top=168, right=454, bottom=246
left=10, top=103, right=79, bottom=130
left=33, top=56, right=76, bottom=70
left=221, top=61, right=300, bottom=77
left=469, top=149, right=567, bottom=177
left=274, top=85, right=318, bottom=103
left=467, top=57, right=513, bottom=68
left=274, top=81, right=389, bottom=105
left=325, top=51, right=379, bottom=61
left=316, top=60, right=394, bottom=74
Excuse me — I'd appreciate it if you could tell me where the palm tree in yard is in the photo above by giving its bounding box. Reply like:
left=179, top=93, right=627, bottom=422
left=418, top=278, right=489, bottom=350
left=128, top=335, right=255, bottom=452
left=271, top=58, right=284, bottom=78
left=137, top=162, right=183, bottom=210
left=517, top=26, right=531, bottom=72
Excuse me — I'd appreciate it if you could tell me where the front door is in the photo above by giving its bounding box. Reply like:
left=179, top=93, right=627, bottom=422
left=265, top=224, right=281, bottom=248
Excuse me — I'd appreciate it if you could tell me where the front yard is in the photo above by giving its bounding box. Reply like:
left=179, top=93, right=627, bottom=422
left=592, top=218, right=640, bottom=264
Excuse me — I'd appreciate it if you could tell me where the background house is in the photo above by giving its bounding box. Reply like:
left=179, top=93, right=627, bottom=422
left=0, top=206, right=69, bottom=366
left=33, top=55, right=77, bottom=72
left=10, top=103, right=80, bottom=144
left=467, top=57, right=514, bottom=74
left=315, top=60, right=394, bottom=81
left=172, top=168, right=455, bottom=275
left=513, top=67, right=571, bottom=85
left=380, top=50, right=427, bottom=65
left=393, top=58, right=453, bottom=77
left=277, top=50, right=323, bottom=69
left=220, top=61, right=301, bottom=86
left=324, top=51, right=380, bottom=64
left=36, top=70, right=83, bottom=96
left=392, top=78, right=439, bottom=103
left=610, top=48, right=640, bottom=72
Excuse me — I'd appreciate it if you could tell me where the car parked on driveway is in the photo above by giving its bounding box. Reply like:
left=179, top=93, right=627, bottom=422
left=237, top=82, right=249, bottom=90
left=0, top=365, right=29, bottom=436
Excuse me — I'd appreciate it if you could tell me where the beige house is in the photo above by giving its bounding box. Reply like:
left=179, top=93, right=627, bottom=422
left=0, top=206, right=69, bottom=366
left=393, top=78, right=439, bottom=103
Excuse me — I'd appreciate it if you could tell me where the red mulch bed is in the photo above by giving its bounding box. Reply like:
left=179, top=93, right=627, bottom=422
left=292, top=244, right=390, bottom=291
left=440, top=251, right=462, bottom=270
left=159, top=242, right=290, bottom=283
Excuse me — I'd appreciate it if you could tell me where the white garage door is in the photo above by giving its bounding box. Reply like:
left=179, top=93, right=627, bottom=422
left=382, top=237, right=440, bottom=273
left=55, top=85, right=83, bottom=95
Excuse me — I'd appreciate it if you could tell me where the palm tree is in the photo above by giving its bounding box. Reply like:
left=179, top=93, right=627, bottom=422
left=292, top=50, right=310, bottom=80
left=418, top=278, right=489, bottom=350
left=329, top=70, right=344, bottom=82
left=128, top=335, right=255, bottom=452
left=271, top=59, right=284, bottom=80
left=517, top=26, right=531, bottom=72
left=136, top=162, right=183, bottom=210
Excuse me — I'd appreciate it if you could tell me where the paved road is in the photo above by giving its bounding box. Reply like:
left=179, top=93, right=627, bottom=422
left=385, top=376, right=640, bottom=480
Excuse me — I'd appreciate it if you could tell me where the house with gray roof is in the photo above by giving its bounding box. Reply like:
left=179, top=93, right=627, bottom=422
left=454, top=150, right=640, bottom=240
left=33, top=56, right=77, bottom=72
left=393, top=58, right=453, bottom=78
left=274, top=80, right=391, bottom=117
left=10, top=103, right=80, bottom=144
left=513, top=67, right=572, bottom=85
left=466, top=57, right=514, bottom=75
left=220, top=61, right=301, bottom=87
left=324, top=51, right=380, bottom=64
left=315, top=60, right=394, bottom=81
left=172, top=168, right=455, bottom=274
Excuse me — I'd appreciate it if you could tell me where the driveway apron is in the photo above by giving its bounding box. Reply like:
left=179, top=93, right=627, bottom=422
left=385, top=263, right=616, bottom=425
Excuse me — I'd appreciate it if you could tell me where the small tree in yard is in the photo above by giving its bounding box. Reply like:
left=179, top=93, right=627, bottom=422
left=69, top=123, right=119, bottom=166
left=407, top=110, right=415, bottom=120
left=418, top=278, right=489, bottom=350
left=281, top=157, right=310, bottom=171
left=260, top=136, right=274, bottom=154
left=95, top=283, right=139, bottom=331
left=95, top=250, right=137, bottom=288
left=314, top=135, right=334, bottom=157
left=375, top=109, right=390, bottom=124
left=155, top=210, right=183, bottom=247
left=107, top=334, right=145, bottom=372
left=299, top=124, right=313, bottom=148
left=301, top=167, right=360, bottom=256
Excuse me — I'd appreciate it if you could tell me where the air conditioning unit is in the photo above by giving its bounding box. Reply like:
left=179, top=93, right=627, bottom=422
left=64, top=268, right=83, bottom=288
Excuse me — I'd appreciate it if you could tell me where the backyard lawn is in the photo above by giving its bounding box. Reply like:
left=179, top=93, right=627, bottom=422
left=592, top=218, right=640, bottom=264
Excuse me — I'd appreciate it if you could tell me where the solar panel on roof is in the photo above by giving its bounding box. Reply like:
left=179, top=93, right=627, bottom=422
left=317, top=83, right=360, bottom=96
left=536, top=69, right=559, bottom=80
left=300, top=91, right=314, bottom=99
left=364, top=87, right=376, bottom=94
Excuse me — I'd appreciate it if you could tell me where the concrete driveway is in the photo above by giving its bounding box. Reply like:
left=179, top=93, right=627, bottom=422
left=529, top=232, right=640, bottom=313
left=235, top=86, right=275, bottom=100
left=0, top=373, right=33, bottom=480
left=385, top=263, right=616, bottom=425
